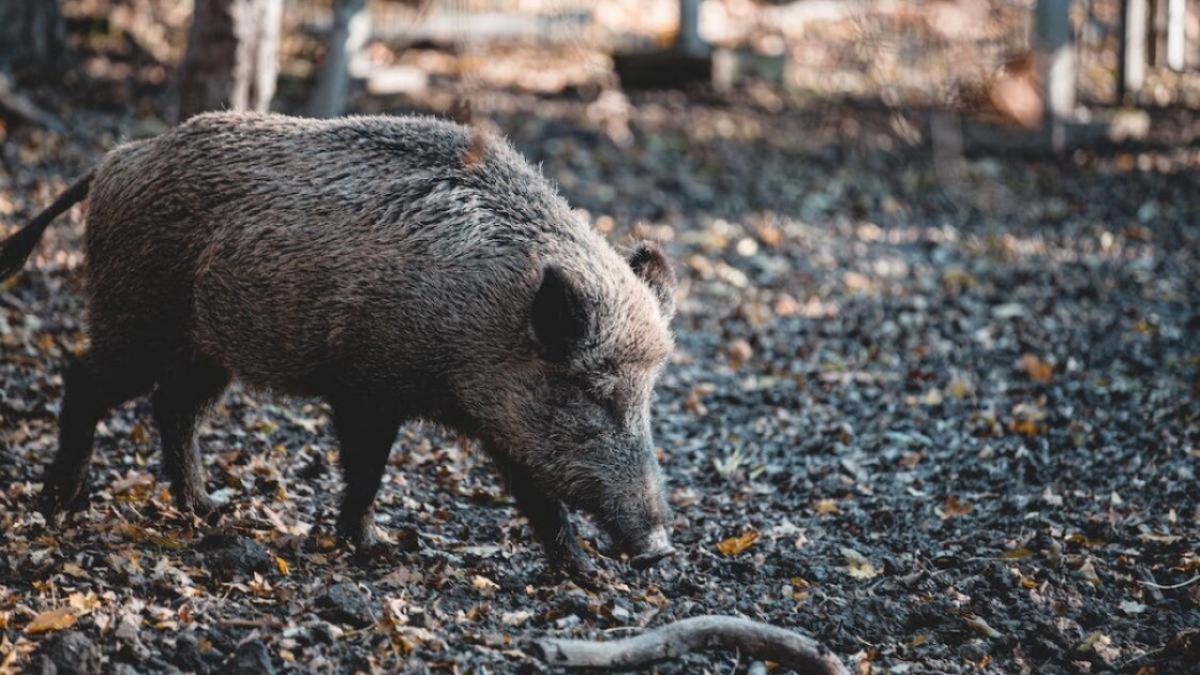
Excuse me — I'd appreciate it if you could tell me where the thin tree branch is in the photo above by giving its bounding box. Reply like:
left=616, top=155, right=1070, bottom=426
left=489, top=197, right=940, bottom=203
left=532, top=615, right=849, bottom=674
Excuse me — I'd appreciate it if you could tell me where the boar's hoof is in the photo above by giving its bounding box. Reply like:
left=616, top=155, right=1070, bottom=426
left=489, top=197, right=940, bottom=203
left=350, top=540, right=394, bottom=567
left=178, top=493, right=218, bottom=520
left=551, top=546, right=602, bottom=587
left=339, top=521, right=392, bottom=563
left=629, top=544, right=676, bottom=570
left=37, top=479, right=89, bottom=521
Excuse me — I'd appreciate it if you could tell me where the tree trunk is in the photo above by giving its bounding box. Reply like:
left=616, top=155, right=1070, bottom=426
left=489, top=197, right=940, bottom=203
left=1118, top=0, right=1148, bottom=103
left=1034, top=0, right=1075, bottom=151
left=1165, top=0, right=1186, bottom=71
left=677, top=0, right=706, bottom=56
left=308, top=0, right=370, bottom=118
left=0, top=0, right=66, bottom=77
left=177, top=0, right=282, bottom=121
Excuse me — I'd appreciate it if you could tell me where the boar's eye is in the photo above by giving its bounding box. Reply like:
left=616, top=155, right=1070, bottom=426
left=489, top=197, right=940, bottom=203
left=530, top=265, right=587, bottom=363
left=548, top=370, right=622, bottom=430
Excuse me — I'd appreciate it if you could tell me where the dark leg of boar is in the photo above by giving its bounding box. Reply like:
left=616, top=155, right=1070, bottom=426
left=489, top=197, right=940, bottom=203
left=40, top=350, right=156, bottom=515
left=498, top=460, right=598, bottom=581
left=329, top=395, right=404, bottom=550
left=151, top=358, right=230, bottom=516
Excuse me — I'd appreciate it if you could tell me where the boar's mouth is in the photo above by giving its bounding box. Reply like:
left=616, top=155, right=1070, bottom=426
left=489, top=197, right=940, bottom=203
left=566, top=486, right=675, bottom=569
left=594, top=490, right=675, bottom=569
left=625, top=525, right=676, bottom=569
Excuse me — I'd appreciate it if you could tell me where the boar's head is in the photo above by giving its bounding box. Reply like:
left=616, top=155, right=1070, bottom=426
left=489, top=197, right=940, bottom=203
left=466, top=241, right=678, bottom=568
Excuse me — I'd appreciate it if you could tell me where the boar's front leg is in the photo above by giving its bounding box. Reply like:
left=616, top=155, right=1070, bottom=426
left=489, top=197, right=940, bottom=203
left=499, top=461, right=598, bottom=582
left=151, top=358, right=230, bottom=517
left=329, top=396, right=403, bottom=550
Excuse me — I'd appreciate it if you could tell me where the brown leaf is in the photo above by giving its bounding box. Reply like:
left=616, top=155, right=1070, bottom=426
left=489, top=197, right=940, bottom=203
left=937, top=495, right=973, bottom=519
left=25, top=608, right=76, bottom=634
left=1017, top=353, right=1053, bottom=383
left=965, top=614, right=1001, bottom=638
left=727, top=339, right=753, bottom=369
left=842, top=547, right=881, bottom=579
left=716, top=530, right=760, bottom=556
left=1008, top=402, right=1046, bottom=437
left=814, top=499, right=841, bottom=514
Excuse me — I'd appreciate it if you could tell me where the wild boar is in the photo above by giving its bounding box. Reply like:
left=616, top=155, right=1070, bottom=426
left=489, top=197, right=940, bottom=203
left=0, top=112, right=679, bottom=578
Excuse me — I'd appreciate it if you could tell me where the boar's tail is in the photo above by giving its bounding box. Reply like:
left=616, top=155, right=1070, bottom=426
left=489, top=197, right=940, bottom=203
left=0, top=170, right=93, bottom=282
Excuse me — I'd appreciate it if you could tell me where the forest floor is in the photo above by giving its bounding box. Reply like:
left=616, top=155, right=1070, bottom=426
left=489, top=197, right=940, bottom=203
left=2, top=49, right=1200, bottom=675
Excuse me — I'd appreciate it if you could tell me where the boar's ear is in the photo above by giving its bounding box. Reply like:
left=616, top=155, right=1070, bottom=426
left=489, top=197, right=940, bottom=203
left=530, top=265, right=588, bottom=363
left=628, top=242, right=677, bottom=320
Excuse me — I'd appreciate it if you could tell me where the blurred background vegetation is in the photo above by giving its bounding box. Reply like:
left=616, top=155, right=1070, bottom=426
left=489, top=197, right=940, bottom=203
left=1, top=0, right=1198, bottom=146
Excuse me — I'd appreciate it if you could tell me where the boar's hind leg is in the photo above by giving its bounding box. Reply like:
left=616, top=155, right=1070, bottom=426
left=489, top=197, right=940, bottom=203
left=500, top=462, right=598, bottom=581
left=330, top=397, right=403, bottom=550
left=151, top=358, right=230, bottom=517
left=40, top=351, right=156, bottom=516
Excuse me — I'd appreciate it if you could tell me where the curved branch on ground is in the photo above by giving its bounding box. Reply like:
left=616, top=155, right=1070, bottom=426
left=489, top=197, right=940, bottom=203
left=532, top=615, right=850, bottom=674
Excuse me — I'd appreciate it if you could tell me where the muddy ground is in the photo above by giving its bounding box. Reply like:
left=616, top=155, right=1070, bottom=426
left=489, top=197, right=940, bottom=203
left=2, top=59, right=1200, bottom=675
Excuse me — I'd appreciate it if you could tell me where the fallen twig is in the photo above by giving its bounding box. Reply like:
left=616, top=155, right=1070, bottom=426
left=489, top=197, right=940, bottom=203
left=218, top=617, right=282, bottom=629
left=532, top=615, right=849, bottom=674
left=1138, top=574, right=1200, bottom=591
left=1138, top=566, right=1166, bottom=604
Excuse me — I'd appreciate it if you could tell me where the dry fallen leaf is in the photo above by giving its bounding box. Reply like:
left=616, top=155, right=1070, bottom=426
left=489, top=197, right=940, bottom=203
left=727, top=339, right=753, bottom=369
left=814, top=499, right=840, bottom=514
left=1017, top=353, right=1053, bottom=383
left=965, top=614, right=1001, bottom=638
left=937, top=495, right=973, bottom=519
left=842, top=547, right=881, bottom=579
left=501, top=610, right=532, bottom=627
left=1078, top=558, right=1101, bottom=585
left=472, top=575, right=499, bottom=591
left=1008, top=401, right=1046, bottom=437
left=61, top=562, right=89, bottom=578
left=1009, top=418, right=1038, bottom=436
left=1078, top=631, right=1121, bottom=662
left=24, top=608, right=76, bottom=634
left=67, top=593, right=100, bottom=613
left=275, top=556, right=290, bottom=576
left=716, top=530, right=760, bottom=556
left=946, top=376, right=972, bottom=399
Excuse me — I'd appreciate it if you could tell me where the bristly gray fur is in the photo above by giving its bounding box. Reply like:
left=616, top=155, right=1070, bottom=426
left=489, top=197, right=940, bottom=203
left=7, top=112, right=680, bottom=572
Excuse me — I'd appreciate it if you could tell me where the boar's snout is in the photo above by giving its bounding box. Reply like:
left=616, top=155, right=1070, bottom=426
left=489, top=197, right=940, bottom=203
left=628, top=525, right=676, bottom=569
left=602, top=452, right=674, bottom=569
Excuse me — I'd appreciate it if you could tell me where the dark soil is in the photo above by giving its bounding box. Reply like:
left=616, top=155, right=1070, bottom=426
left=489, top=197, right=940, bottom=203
left=2, top=66, right=1199, bottom=675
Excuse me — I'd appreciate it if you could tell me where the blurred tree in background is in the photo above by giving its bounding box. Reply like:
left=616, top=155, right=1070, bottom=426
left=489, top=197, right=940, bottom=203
left=177, top=0, right=282, bottom=119
left=308, top=0, right=370, bottom=117
left=0, top=0, right=67, bottom=78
